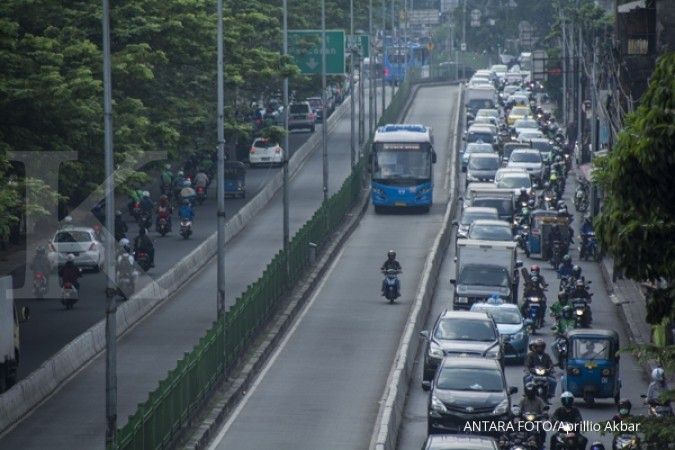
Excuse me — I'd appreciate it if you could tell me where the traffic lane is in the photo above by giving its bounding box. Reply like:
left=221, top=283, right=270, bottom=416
left=396, top=172, right=650, bottom=449
left=14, top=124, right=315, bottom=379
left=0, top=87, right=392, bottom=450
left=208, top=85, right=458, bottom=450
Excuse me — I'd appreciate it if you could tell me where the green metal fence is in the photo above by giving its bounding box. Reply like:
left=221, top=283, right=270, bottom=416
left=115, top=81, right=411, bottom=449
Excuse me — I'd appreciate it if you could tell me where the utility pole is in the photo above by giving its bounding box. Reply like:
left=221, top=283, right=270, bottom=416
left=216, top=0, right=226, bottom=318
left=462, top=0, right=467, bottom=80
left=321, top=0, right=328, bottom=200
left=576, top=3, right=583, bottom=160
left=391, top=0, right=396, bottom=96
left=369, top=0, right=375, bottom=133
left=560, top=4, right=567, bottom=127
left=359, top=45, right=365, bottom=145
left=350, top=0, right=356, bottom=169
left=282, top=0, right=290, bottom=273
left=381, top=0, right=386, bottom=119
left=403, top=0, right=408, bottom=81
left=102, top=0, right=117, bottom=446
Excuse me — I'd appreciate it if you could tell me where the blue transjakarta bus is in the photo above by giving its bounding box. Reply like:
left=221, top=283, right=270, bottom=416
left=370, top=124, right=437, bottom=212
left=383, top=43, right=428, bottom=83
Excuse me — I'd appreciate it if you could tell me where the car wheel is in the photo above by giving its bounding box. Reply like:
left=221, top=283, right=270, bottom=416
left=427, top=421, right=436, bottom=436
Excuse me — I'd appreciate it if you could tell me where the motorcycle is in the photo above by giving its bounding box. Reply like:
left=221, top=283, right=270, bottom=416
left=580, top=232, right=600, bottom=262
left=574, top=186, right=589, bottom=212
left=515, top=226, right=530, bottom=257
left=381, top=269, right=401, bottom=304
left=116, top=267, right=136, bottom=300
left=138, top=211, right=152, bottom=230
left=195, top=186, right=206, bottom=205
left=523, top=296, right=545, bottom=330
left=135, top=250, right=152, bottom=272
left=550, top=240, right=565, bottom=271
left=553, top=334, right=568, bottom=367
left=528, top=366, right=552, bottom=400
left=571, top=298, right=592, bottom=328
left=179, top=218, right=192, bottom=240
left=641, top=394, right=674, bottom=417
left=33, top=271, right=48, bottom=298
left=551, top=422, right=585, bottom=450
left=61, top=281, right=78, bottom=310
left=612, top=433, right=640, bottom=450
left=156, top=215, right=171, bottom=237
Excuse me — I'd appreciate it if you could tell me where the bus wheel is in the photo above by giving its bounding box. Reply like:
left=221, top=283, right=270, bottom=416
left=374, top=206, right=383, bottom=214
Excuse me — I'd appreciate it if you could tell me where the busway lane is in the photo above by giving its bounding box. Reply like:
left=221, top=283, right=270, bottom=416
left=396, top=168, right=651, bottom=449
left=205, top=85, right=461, bottom=450
left=0, top=86, right=392, bottom=450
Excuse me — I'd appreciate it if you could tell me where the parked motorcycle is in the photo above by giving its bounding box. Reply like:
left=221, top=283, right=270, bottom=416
left=179, top=219, right=192, bottom=240
left=381, top=269, right=401, bottom=304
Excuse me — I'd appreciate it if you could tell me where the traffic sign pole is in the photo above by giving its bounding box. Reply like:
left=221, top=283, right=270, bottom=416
left=321, top=0, right=328, bottom=201
left=350, top=0, right=355, bottom=169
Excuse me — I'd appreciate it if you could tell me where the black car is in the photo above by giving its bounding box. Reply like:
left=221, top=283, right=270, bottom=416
left=420, top=311, right=503, bottom=388
left=427, top=356, right=517, bottom=436
left=422, top=434, right=499, bottom=450
left=466, top=154, right=501, bottom=187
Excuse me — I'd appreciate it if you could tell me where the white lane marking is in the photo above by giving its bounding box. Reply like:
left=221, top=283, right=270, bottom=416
left=206, top=244, right=347, bottom=450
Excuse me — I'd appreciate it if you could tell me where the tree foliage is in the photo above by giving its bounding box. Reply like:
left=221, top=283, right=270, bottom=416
left=593, top=52, right=675, bottom=324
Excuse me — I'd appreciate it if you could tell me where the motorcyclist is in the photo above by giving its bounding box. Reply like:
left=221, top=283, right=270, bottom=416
left=552, top=305, right=575, bottom=335
left=160, top=164, right=174, bottom=195
left=646, top=367, right=670, bottom=407
left=571, top=265, right=583, bottom=282
left=116, top=246, right=135, bottom=275
left=579, top=214, right=595, bottom=258
left=140, top=191, right=153, bottom=214
left=179, top=180, right=196, bottom=205
left=30, top=246, right=51, bottom=282
left=523, top=338, right=557, bottom=403
left=529, top=265, right=549, bottom=288
left=611, top=398, right=632, bottom=423
left=550, top=292, right=571, bottom=320
left=522, top=274, right=547, bottom=323
left=155, top=194, right=172, bottom=231
left=380, top=250, right=402, bottom=297
left=58, top=254, right=81, bottom=290
left=516, top=187, right=530, bottom=206
left=114, top=210, right=128, bottom=241
left=551, top=392, right=587, bottom=450
left=127, top=189, right=144, bottom=215
left=570, top=279, right=591, bottom=300
left=133, top=228, right=155, bottom=268
left=178, top=199, right=195, bottom=222
left=173, top=170, right=185, bottom=200
left=194, top=169, right=209, bottom=191
left=519, top=382, right=548, bottom=445
left=118, top=237, right=132, bottom=256
left=558, top=254, right=573, bottom=278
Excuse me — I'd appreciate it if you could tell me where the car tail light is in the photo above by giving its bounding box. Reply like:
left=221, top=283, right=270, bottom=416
left=275, top=147, right=281, bottom=154
left=249, top=147, right=256, bottom=154
left=89, top=243, right=97, bottom=251
left=63, top=282, right=72, bottom=288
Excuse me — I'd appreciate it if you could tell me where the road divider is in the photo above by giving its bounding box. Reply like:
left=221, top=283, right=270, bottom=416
left=370, top=84, right=462, bottom=450
left=0, top=91, right=354, bottom=436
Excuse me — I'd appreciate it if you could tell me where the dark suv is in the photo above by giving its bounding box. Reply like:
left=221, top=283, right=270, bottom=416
left=420, top=310, right=503, bottom=388
left=427, top=356, right=517, bottom=436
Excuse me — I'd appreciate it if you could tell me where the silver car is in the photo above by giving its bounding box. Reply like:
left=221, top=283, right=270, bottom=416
left=507, top=149, right=543, bottom=184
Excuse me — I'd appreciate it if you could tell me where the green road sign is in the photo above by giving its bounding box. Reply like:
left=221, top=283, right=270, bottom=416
left=347, top=34, right=369, bottom=58
left=289, top=29, right=345, bottom=75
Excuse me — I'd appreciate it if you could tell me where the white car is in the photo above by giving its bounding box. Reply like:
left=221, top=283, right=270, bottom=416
left=517, top=130, right=545, bottom=141
left=507, top=149, right=544, bottom=184
left=496, top=172, right=533, bottom=196
left=512, top=118, right=539, bottom=137
left=48, top=226, right=105, bottom=271
left=249, top=138, right=284, bottom=167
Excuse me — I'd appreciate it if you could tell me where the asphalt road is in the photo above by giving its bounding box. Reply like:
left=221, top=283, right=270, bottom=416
left=396, top=166, right=650, bottom=449
left=204, top=85, right=461, bottom=450
left=0, top=84, right=393, bottom=450
left=14, top=130, right=315, bottom=379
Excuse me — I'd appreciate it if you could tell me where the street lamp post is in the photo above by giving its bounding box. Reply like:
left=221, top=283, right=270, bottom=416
left=321, top=0, right=328, bottom=201
left=369, top=0, right=374, bottom=134
left=282, top=0, right=290, bottom=273
left=216, top=0, right=226, bottom=319
left=381, top=0, right=386, bottom=118
left=350, top=0, right=356, bottom=169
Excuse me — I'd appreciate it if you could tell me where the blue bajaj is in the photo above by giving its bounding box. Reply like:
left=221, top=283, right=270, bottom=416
left=561, top=329, right=621, bottom=406
left=223, top=161, right=246, bottom=198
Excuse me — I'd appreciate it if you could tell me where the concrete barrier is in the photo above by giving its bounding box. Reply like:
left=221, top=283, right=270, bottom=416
left=371, top=84, right=462, bottom=450
left=0, top=93, right=353, bottom=434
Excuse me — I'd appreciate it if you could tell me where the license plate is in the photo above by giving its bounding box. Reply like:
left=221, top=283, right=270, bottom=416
left=261, top=157, right=270, bottom=161
left=394, top=202, right=406, bottom=207
left=456, top=297, right=468, bottom=304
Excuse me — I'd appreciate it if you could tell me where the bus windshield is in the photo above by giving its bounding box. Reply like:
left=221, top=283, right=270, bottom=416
left=373, top=143, right=432, bottom=182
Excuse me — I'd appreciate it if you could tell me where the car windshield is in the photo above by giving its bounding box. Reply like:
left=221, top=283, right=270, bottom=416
left=498, top=176, right=531, bottom=189
left=467, top=132, right=494, bottom=144
left=515, top=120, right=538, bottom=129
left=469, top=157, right=499, bottom=170
left=468, top=99, right=495, bottom=110
left=373, top=144, right=432, bottom=181
left=253, top=139, right=277, bottom=148
left=511, top=152, right=541, bottom=163
left=511, top=108, right=529, bottom=116
left=436, top=367, right=504, bottom=392
left=461, top=211, right=497, bottom=225
left=571, top=338, right=611, bottom=360
left=435, top=318, right=497, bottom=341
left=469, top=224, right=513, bottom=241
left=466, top=144, right=493, bottom=154
left=473, top=307, right=522, bottom=325
left=289, top=104, right=308, bottom=114
left=459, top=265, right=510, bottom=287
left=477, top=109, right=498, bottom=118
left=472, top=198, right=513, bottom=217
left=520, top=132, right=543, bottom=139
left=307, top=98, right=322, bottom=109
left=55, top=231, right=91, bottom=243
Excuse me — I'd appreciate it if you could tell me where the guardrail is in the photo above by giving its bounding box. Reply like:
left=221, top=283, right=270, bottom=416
left=113, top=78, right=416, bottom=450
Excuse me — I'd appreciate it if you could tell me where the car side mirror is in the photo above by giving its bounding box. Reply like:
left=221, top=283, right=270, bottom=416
left=422, top=380, right=432, bottom=390
left=449, top=278, right=456, bottom=285
left=452, top=220, right=459, bottom=227
left=19, top=306, right=30, bottom=322
left=419, top=330, right=430, bottom=340
left=509, top=386, right=518, bottom=395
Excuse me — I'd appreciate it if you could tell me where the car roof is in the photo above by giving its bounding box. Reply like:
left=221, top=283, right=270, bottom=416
left=440, top=356, right=501, bottom=369
left=468, top=153, right=499, bottom=160
left=54, top=227, right=95, bottom=234
left=511, top=149, right=540, bottom=155
left=463, top=206, right=499, bottom=214
left=472, top=301, right=521, bottom=312
left=470, top=219, right=511, bottom=228
left=425, top=434, right=498, bottom=450
left=566, top=329, right=619, bottom=339
left=499, top=172, right=531, bottom=179
left=440, top=310, right=491, bottom=320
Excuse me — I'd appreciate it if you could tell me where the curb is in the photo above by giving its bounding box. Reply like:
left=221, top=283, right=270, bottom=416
left=370, top=83, right=462, bottom=450
left=183, top=189, right=371, bottom=450
left=0, top=92, right=355, bottom=435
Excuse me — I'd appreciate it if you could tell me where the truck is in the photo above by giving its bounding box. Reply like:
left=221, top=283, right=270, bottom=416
left=451, top=239, right=522, bottom=310
left=465, top=85, right=497, bottom=116
left=1, top=276, right=29, bottom=392
left=464, top=183, right=516, bottom=223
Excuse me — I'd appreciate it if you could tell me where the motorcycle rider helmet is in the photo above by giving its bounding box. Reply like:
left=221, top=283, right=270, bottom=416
left=562, top=254, right=571, bottom=263
left=652, top=367, right=665, bottom=382
left=550, top=173, right=558, bottom=181
left=139, top=227, right=147, bottom=236
left=527, top=199, right=535, bottom=208
left=561, top=305, right=573, bottom=319
left=115, top=209, right=122, bottom=217
left=520, top=187, right=527, bottom=195
left=524, top=382, right=536, bottom=399
left=531, top=338, right=546, bottom=352
left=560, top=391, right=574, bottom=407
left=530, top=265, right=540, bottom=274
left=555, top=155, right=562, bottom=162
left=159, top=194, right=168, bottom=202
left=543, top=182, right=550, bottom=189
left=387, top=250, right=396, bottom=260
left=572, top=265, right=582, bottom=279
left=64, top=215, right=73, bottom=224
left=589, top=443, right=605, bottom=450
left=66, top=253, right=75, bottom=262
left=165, top=164, right=171, bottom=170
left=142, top=191, right=150, bottom=198
left=119, top=238, right=130, bottom=248
left=177, top=170, right=184, bottom=176
left=183, top=180, right=192, bottom=187
left=618, top=398, right=632, bottom=416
